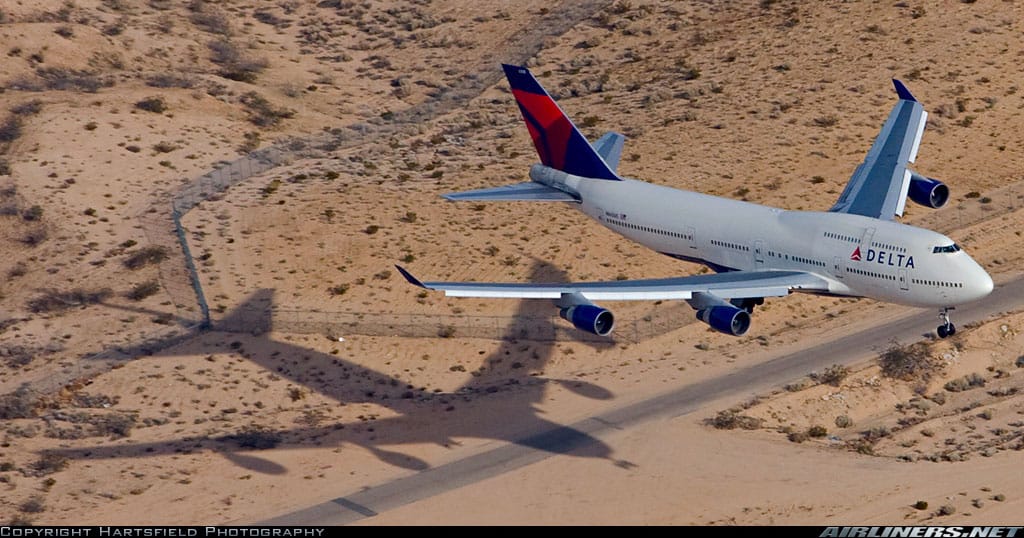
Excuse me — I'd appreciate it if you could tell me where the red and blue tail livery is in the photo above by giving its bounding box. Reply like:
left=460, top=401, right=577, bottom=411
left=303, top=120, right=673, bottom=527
left=502, top=64, right=620, bottom=181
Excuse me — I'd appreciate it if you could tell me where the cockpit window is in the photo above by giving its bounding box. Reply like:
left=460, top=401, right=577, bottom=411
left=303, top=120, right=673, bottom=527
left=932, top=244, right=961, bottom=254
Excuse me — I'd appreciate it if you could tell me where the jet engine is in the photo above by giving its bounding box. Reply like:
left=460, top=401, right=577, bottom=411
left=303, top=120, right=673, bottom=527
left=907, top=172, right=949, bottom=209
left=559, top=304, right=615, bottom=336
left=696, top=305, right=751, bottom=336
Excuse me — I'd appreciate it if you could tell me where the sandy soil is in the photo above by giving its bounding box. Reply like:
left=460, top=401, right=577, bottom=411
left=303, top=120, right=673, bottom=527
left=1, top=0, right=1023, bottom=526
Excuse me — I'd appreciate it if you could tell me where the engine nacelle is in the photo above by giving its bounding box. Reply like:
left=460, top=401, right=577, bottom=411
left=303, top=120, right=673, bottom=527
left=696, top=305, right=751, bottom=336
left=908, top=173, right=949, bottom=209
left=559, top=304, right=615, bottom=336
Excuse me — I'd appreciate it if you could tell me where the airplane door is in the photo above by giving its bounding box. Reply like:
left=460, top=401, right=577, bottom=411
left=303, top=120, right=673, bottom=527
left=686, top=227, right=697, bottom=250
left=898, top=269, right=909, bottom=291
left=754, top=240, right=765, bottom=267
left=832, top=256, right=844, bottom=279
left=860, top=227, right=875, bottom=251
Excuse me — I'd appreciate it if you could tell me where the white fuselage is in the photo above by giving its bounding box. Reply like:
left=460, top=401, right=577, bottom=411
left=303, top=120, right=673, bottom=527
left=531, top=165, right=993, bottom=308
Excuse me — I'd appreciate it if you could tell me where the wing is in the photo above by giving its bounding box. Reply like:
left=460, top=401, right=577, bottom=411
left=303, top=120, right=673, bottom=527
left=442, top=182, right=578, bottom=202
left=396, top=266, right=829, bottom=301
left=829, top=80, right=928, bottom=220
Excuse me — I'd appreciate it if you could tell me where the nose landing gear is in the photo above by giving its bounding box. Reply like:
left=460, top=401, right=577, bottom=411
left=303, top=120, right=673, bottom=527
left=937, top=307, right=956, bottom=338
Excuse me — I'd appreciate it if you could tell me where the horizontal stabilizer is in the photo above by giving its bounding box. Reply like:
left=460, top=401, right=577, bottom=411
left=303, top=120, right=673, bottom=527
left=443, top=182, right=579, bottom=202
left=592, top=132, right=626, bottom=172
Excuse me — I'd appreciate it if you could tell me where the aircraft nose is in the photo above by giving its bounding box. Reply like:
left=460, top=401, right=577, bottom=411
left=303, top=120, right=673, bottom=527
left=970, top=267, right=994, bottom=301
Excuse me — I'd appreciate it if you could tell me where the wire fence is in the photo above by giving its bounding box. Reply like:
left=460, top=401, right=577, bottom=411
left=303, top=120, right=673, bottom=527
left=213, top=303, right=696, bottom=344
left=2, top=0, right=654, bottom=400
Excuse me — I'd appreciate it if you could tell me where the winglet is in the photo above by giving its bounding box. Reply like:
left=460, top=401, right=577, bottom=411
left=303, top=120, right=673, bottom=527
left=893, top=79, right=917, bottom=102
left=395, top=265, right=427, bottom=288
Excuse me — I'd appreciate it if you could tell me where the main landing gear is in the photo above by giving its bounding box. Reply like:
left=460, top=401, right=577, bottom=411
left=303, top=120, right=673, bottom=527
left=731, top=297, right=765, bottom=314
left=937, top=307, right=956, bottom=339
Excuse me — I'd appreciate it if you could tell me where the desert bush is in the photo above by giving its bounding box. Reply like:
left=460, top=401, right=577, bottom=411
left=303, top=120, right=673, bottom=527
left=10, top=100, right=43, bottom=116
left=913, top=500, right=928, bottom=510
left=209, top=41, right=268, bottom=83
left=815, top=364, right=849, bottom=386
left=938, top=505, right=956, bottom=516
left=7, top=263, right=27, bottom=278
left=835, top=415, right=853, bottom=428
left=152, top=141, right=178, bottom=153
left=239, top=131, right=260, bottom=153
left=191, top=6, right=232, bottom=35
left=35, top=67, right=112, bottom=92
left=863, top=425, right=891, bottom=441
left=787, top=431, right=809, bottom=443
left=73, top=393, right=118, bottom=408
left=813, top=115, right=839, bottom=127
left=126, top=280, right=160, bottom=301
left=878, top=341, right=943, bottom=382
left=807, top=425, right=828, bottom=438
left=91, top=412, right=136, bottom=438
left=944, top=372, right=985, bottom=392
left=28, top=288, right=112, bottom=313
left=708, top=410, right=762, bottom=430
left=19, top=497, right=45, bottom=514
left=229, top=425, right=281, bottom=449
left=103, top=19, right=127, bottom=36
left=0, top=117, right=23, bottom=143
left=437, top=325, right=456, bottom=338
left=22, top=205, right=43, bottom=221
left=0, top=160, right=10, bottom=176
left=847, top=439, right=875, bottom=455
left=0, top=385, right=38, bottom=419
left=262, top=179, right=281, bottom=196
left=31, top=453, right=68, bottom=476
left=239, top=92, right=293, bottom=127
left=135, top=97, right=167, bottom=113
left=327, top=284, right=349, bottom=296
left=20, top=227, right=48, bottom=246
left=123, top=245, right=169, bottom=269
left=146, top=74, right=194, bottom=89
left=1016, top=355, right=1024, bottom=368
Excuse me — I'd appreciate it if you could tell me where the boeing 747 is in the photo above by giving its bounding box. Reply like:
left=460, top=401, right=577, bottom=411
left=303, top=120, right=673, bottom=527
left=398, top=65, right=992, bottom=339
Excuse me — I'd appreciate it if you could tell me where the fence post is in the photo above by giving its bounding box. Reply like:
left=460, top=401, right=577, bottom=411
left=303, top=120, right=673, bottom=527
left=172, top=207, right=211, bottom=330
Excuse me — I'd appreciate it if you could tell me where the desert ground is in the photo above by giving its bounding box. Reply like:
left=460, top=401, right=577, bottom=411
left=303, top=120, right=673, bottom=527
left=1, top=0, right=1023, bottom=525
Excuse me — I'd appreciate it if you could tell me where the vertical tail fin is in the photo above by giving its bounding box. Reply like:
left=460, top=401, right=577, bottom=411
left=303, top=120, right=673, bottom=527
left=502, top=64, right=620, bottom=181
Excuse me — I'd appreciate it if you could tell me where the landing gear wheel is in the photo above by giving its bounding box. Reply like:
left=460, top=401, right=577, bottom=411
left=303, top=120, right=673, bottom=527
left=937, top=307, right=956, bottom=338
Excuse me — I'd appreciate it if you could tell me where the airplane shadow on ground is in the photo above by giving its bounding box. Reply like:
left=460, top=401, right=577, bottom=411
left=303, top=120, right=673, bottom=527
left=49, top=260, right=621, bottom=474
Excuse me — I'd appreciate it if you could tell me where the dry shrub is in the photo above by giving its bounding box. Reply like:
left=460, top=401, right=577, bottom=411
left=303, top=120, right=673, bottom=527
left=0, top=384, right=39, bottom=419
left=708, top=410, right=762, bottom=430
left=123, top=245, right=169, bottom=269
left=878, top=341, right=943, bottom=382
left=228, top=425, right=281, bottom=449
left=27, top=288, right=113, bottom=313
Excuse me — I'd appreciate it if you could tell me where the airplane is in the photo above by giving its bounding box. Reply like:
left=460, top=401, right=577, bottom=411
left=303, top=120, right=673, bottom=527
left=397, top=64, right=993, bottom=339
